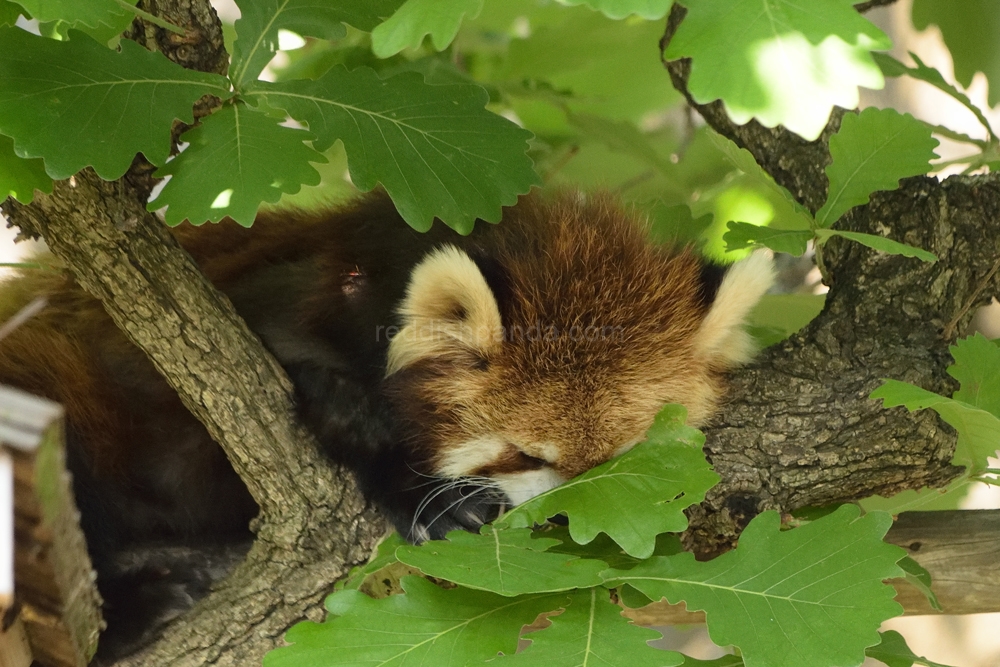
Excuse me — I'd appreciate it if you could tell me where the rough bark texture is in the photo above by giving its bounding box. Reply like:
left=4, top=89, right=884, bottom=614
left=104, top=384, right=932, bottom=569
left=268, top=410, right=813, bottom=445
left=2, top=3, right=388, bottom=665
left=662, top=4, right=997, bottom=555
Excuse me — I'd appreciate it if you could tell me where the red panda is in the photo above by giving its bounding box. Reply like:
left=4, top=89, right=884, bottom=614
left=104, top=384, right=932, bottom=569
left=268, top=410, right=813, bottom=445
left=0, top=190, right=773, bottom=657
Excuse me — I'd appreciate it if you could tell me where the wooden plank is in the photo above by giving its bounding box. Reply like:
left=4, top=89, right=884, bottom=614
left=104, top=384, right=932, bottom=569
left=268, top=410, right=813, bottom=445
left=885, top=509, right=1000, bottom=615
left=0, top=615, right=33, bottom=667
left=1, top=385, right=103, bottom=667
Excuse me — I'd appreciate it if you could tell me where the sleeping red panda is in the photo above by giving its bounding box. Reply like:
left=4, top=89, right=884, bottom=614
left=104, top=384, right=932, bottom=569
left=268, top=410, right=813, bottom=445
left=0, top=190, right=773, bottom=658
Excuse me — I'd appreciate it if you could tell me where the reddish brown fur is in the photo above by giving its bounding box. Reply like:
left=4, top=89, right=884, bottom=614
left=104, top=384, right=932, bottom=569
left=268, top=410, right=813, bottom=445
left=386, top=192, right=723, bottom=480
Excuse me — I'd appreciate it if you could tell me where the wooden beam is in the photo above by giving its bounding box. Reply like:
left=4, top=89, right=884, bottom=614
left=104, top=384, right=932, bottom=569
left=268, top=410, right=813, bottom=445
left=1, top=385, right=103, bottom=667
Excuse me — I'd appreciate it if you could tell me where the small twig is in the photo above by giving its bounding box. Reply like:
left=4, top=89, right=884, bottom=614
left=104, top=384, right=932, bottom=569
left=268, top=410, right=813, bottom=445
left=0, top=297, right=46, bottom=343
left=943, top=255, right=1000, bottom=339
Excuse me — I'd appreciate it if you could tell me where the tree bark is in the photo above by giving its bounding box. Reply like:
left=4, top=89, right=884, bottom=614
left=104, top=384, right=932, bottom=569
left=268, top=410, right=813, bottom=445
left=2, top=3, right=388, bottom=665
left=663, top=4, right=997, bottom=556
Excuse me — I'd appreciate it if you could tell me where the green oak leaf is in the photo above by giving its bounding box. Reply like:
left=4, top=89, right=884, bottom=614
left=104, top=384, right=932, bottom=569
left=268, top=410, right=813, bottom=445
left=912, top=0, right=1000, bottom=108
left=560, top=0, right=673, bottom=20
left=396, top=526, right=606, bottom=596
left=150, top=103, right=324, bottom=226
left=724, top=221, right=811, bottom=255
left=496, top=405, right=719, bottom=558
left=248, top=68, right=538, bottom=233
left=509, top=587, right=683, bottom=667
left=814, top=229, right=937, bottom=262
left=664, top=0, right=891, bottom=140
left=648, top=202, right=713, bottom=247
left=871, top=379, right=1000, bottom=472
left=874, top=52, right=996, bottom=140
left=606, top=506, right=905, bottom=667
left=866, top=630, right=958, bottom=667
left=950, top=332, right=1000, bottom=418
left=11, top=0, right=135, bottom=30
left=230, top=0, right=404, bottom=87
left=0, top=1, right=21, bottom=25
left=500, top=8, right=677, bottom=122
left=897, top=556, right=942, bottom=612
left=747, top=293, right=825, bottom=348
left=334, top=531, right=407, bottom=592
left=816, top=107, right=938, bottom=227
left=0, top=133, right=51, bottom=203
left=372, top=0, right=483, bottom=58
left=263, top=577, right=565, bottom=667
left=0, top=28, right=231, bottom=180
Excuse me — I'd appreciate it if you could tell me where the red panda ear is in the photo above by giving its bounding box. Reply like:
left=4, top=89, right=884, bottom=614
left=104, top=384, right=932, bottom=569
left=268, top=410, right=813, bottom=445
left=386, top=245, right=503, bottom=375
left=694, top=250, right=776, bottom=368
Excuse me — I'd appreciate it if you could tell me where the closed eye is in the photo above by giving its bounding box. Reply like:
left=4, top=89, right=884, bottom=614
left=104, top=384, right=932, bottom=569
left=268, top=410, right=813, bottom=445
left=514, top=451, right=548, bottom=470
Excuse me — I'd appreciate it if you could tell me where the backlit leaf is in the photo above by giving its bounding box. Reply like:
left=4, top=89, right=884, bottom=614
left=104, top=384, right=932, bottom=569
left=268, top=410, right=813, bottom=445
left=0, top=27, right=231, bottom=180
left=664, top=0, right=890, bottom=140
left=248, top=67, right=538, bottom=233
left=816, top=108, right=938, bottom=227
left=396, top=526, right=606, bottom=596
left=230, top=0, right=405, bottom=87
left=12, top=0, right=135, bottom=31
left=264, top=577, right=565, bottom=667
left=912, top=0, right=1000, bottom=107
left=508, top=587, right=683, bottom=667
left=371, top=0, right=483, bottom=58
left=150, top=103, right=324, bottom=225
left=496, top=405, right=719, bottom=558
left=724, top=221, right=811, bottom=255
left=606, top=506, right=905, bottom=667
left=559, top=0, right=673, bottom=20
left=949, top=332, right=1000, bottom=418
left=0, top=133, right=51, bottom=203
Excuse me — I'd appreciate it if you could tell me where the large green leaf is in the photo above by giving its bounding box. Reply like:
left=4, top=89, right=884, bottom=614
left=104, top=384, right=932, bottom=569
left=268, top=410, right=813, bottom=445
left=11, top=0, right=134, bottom=30
left=230, top=0, right=404, bottom=87
left=560, top=0, right=673, bottom=20
left=508, top=587, right=682, bottom=667
left=814, top=229, right=937, bottom=262
left=816, top=107, right=938, bottom=227
left=912, top=0, right=1000, bottom=108
left=0, top=133, right=51, bottom=203
left=496, top=405, right=719, bottom=558
left=248, top=67, right=537, bottom=233
left=264, top=577, right=565, bottom=667
left=0, top=28, right=230, bottom=180
left=606, top=506, right=905, bottom=667
left=870, top=379, right=1000, bottom=473
left=150, top=103, right=324, bottom=225
left=664, top=0, right=890, bottom=140
left=371, top=0, right=483, bottom=57
left=397, top=526, right=607, bottom=596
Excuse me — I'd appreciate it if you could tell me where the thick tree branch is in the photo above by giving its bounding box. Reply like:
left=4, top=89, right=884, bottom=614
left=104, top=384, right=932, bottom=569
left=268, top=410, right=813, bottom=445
left=2, top=2, right=387, bottom=664
left=662, top=7, right=999, bottom=557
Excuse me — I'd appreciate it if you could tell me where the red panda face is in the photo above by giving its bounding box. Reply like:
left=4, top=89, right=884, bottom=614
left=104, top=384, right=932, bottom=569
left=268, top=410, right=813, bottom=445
left=384, top=194, right=774, bottom=508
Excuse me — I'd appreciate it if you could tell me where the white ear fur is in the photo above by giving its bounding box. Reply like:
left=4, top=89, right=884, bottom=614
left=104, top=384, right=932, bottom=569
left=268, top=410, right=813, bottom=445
left=695, top=250, right=776, bottom=367
left=386, top=245, right=503, bottom=375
